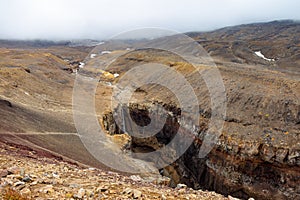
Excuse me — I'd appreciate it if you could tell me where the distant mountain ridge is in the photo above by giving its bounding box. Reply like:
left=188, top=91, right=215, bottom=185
left=0, top=39, right=103, bottom=48
left=0, top=20, right=299, bottom=71
left=187, top=20, right=300, bottom=71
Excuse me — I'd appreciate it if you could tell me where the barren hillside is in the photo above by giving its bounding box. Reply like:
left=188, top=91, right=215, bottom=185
left=0, top=21, right=299, bottom=200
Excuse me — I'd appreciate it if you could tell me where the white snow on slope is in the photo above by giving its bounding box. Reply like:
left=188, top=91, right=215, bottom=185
left=79, top=62, right=85, bottom=68
left=255, top=51, right=275, bottom=62
left=101, top=51, right=112, bottom=55
left=90, top=54, right=97, bottom=58
left=113, top=73, right=119, bottom=78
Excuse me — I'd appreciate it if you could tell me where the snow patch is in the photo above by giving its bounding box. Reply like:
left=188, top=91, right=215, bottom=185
left=255, top=51, right=275, bottom=62
left=113, top=73, right=119, bottom=78
left=79, top=62, right=85, bottom=68
left=90, top=54, right=97, bottom=58
left=101, top=51, right=112, bottom=55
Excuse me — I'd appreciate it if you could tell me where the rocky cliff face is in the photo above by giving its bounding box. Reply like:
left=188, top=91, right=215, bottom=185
left=98, top=38, right=300, bottom=199
left=102, top=93, right=300, bottom=200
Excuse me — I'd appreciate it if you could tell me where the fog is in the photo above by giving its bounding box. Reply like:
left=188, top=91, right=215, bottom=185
left=0, top=0, right=299, bottom=40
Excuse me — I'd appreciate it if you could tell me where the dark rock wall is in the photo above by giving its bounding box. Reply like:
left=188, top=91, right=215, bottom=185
left=102, top=101, right=300, bottom=200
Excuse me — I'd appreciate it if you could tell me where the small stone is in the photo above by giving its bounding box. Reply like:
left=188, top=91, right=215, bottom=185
left=288, top=150, right=300, bottom=165
left=0, top=170, right=9, bottom=178
left=69, top=183, right=80, bottom=188
left=52, top=172, right=60, bottom=179
left=20, top=168, right=25, bottom=176
left=133, top=189, right=142, bottom=199
left=275, top=149, right=289, bottom=163
left=161, top=194, right=167, bottom=200
left=8, top=167, right=20, bottom=174
left=7, top=174, right=23, bottom=180
left=1, top=178, right=13, bottom=186
left=97, top=185, right=109, bottom=193
left=122, top=187, right=132, bottom=194
left=130, top=175, right=142, bottom=182
left=261, top=145, right=275, bottom=162
left=65, top=193, right=73, bottom=198
left=178, top=189, right=186, bottom=194
left=39, top=185, right=54, bottom=194
left=14, top=181, right=25, bottom=187
left=22, top=175, right=32, bottom=182
left=20, top=187, right=31, bottom=196
left=176, top=183, right=187, bottom=189
left=30, top=174, right=38, bottom=179
left=86, top=189, right=94, bottom=197
left=248, top=198, right=255, bottom=200
left=30, top=181, right=38, bottom=186
left=63, top=166, right=69, bottom=172
left=156, top=176, right=171, bottom=186
left=75, top=188, right=85, bottom=199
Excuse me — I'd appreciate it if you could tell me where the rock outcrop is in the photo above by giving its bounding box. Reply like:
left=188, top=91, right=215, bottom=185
left=102, top=101, right=300, bottom=200
left=0, top=99, right=12, bottom=108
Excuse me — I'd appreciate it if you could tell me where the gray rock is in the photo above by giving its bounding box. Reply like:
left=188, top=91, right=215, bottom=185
left=261, top=145, right=275, bottom=162
left=22, top=175, right=32, bottom=182
left=288, top=150, right=300, bottom=165
left=275, top=148, right=288, bottom=163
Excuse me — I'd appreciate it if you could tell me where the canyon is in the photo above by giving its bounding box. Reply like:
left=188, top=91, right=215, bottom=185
left=0, top=20, right=299, bottom=199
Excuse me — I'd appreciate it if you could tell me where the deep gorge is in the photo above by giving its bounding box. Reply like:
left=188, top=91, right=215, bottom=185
left=102, top=102, right=300, bottom=200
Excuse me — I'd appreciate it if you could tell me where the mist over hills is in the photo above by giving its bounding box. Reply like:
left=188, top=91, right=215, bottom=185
left=2, top=20, right=299, bottom=73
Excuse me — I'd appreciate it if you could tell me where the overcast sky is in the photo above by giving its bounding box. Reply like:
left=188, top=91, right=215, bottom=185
left=0, top=0, right=299, bottom=40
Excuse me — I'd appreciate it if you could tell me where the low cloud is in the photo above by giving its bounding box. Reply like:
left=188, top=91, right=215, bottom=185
left=0, top=0, right=299, bottom=40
